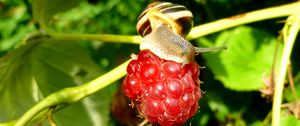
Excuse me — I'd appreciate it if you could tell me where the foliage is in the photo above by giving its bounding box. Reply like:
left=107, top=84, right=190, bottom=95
left=0, top=0, right=300, bottom=126
left=200, top=26, right=281, bottom=91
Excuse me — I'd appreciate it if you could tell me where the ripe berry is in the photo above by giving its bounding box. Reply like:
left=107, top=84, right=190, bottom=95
left=122, top=50, right=201, bottom=126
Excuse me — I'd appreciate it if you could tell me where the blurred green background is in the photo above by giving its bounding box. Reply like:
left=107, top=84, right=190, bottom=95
left=1, top=0, right=300, bottom=126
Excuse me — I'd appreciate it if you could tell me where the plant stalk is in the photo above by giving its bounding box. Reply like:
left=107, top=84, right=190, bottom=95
left=187, top=2, right=300, bottom=39
left=272, top=13, right=300, bottom=126
left=47, top=2, right=300, bottom=43
left=49, top=33, right=142, bottom=44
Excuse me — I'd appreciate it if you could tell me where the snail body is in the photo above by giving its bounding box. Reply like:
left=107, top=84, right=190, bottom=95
left=140, top=24, right=195, bottom=64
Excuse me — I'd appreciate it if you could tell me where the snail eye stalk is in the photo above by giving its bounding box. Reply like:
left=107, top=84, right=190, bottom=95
left=195, top=46, right=227, bottom=53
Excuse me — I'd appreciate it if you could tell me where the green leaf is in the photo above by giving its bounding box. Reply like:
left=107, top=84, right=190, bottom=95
left=0, top=37, right=115, bottom=125
left=200, top=26, right=280, bottom=91
left=0, top=41, right=40, bottom=122
left=32, top=0, right=81, bottom=31
left=280, top=115, right=300, bottom=126
left=29, top=39, right=101, bottom=94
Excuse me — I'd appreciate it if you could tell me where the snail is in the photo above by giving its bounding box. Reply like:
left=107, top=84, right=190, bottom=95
left=137, top=2, right=226, bottom=64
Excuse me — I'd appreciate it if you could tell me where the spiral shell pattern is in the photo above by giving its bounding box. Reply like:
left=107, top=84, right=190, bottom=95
left=137, top=2, right=193, bottom=37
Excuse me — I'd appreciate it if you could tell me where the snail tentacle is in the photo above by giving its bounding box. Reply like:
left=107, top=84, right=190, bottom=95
left=194, top=46, right=227, bottom=55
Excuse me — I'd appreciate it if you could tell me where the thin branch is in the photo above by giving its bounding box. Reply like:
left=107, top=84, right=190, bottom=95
left=288, top=64, right=298, bottom=101
left=49, top=33, right=142, bottom=44
left=187, top=2, right=300, bottom=39
left=272, top=13, right=300, bottom=126
left=46, top=107, right=57, bottom=126
left=47, top=2, right=300, bottom=44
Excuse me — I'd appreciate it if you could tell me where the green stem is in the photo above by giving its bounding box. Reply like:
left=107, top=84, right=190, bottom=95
left=187, top=1, right=300, bottom=40
left=272, top=13, right=300, bottom=126
left=47, top=2, right=300, bottom=44
left=49, top=33, right=142, bottom=44
left=14, top=60, right=130, bottom=126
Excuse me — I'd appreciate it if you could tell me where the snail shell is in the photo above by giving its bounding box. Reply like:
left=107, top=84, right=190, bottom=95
left=137, top=2, right=193, bottom=37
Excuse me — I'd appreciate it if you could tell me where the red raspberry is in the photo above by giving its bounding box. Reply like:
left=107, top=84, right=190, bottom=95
left=122, top=50, right=201, bottom=126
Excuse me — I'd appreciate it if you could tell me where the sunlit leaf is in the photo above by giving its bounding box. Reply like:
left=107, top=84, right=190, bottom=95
left=280, top=115, right=300, bottom=126
left=200, top=26, right=281, bottom=91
